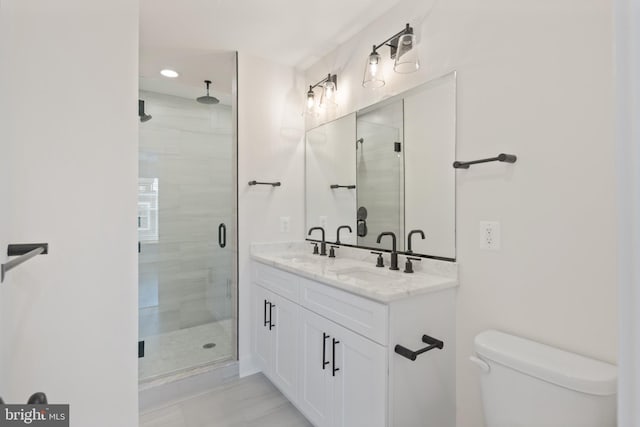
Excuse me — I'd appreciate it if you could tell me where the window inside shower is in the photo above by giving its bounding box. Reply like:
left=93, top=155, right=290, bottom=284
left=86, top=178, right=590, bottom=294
left=137, top=51, right=237, bottom=383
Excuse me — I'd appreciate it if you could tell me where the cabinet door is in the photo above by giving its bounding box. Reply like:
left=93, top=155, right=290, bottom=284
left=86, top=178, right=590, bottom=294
left=271, top=292, right=299, bottom=401
left=298, top=309, right=333, bottom=427
left=329, top=320, right=387, bottom=427
left=252, top=284, right=272, bottom=374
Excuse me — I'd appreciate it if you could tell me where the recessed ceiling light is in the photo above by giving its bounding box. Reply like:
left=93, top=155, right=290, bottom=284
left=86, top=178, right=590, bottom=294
left=160, top=69, right=179, bottom=78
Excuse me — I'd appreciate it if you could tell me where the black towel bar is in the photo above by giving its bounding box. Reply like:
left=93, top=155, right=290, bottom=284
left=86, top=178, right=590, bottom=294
left=1, top=243, right=49, bottom=283
left=248, top=180, right=281, bottom=187
left=453, top=153, right=517, bottom=169
left=395, top=334, right=444, bottom=361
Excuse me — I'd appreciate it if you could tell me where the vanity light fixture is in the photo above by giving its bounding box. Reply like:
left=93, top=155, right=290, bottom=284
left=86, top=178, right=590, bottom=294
left=160, top=69, right=179, bottom=78
left=363, top=23, right=419, bottom=88
left=306, top=73, right=338, bottom=114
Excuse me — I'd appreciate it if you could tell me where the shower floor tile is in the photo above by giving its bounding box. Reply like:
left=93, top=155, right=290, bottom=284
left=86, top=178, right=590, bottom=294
left=140, top=319, right=234, bottom=382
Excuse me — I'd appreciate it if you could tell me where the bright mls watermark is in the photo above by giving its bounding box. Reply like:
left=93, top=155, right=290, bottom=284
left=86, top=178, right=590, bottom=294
left=0, top=405, right=69, bottom=426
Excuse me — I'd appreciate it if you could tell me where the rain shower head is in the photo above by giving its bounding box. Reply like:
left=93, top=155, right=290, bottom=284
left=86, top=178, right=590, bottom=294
left=138, top=99, right=152, bottom=122
left=196, top=80, right=220, bottom=105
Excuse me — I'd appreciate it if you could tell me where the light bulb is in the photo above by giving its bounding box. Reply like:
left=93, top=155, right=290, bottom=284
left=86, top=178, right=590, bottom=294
left=324, top=81, right=335, bottom=101
left=362, top=48, right=385, bottom=88
left=306, top=88, right=315, bottom=113
left=160, top=69, right=179, bottom=78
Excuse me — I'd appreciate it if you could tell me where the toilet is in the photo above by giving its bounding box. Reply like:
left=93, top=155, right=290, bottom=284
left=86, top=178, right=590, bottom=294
left=472, top=330, right=617, bottom=427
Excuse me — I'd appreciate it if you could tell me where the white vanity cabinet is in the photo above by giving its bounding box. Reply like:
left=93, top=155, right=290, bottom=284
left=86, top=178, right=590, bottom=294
left=299, top=307, right=387, bottom=427
left=251, top=259, right=456, bottom=427
left=251, top=282, right=299, bottom=401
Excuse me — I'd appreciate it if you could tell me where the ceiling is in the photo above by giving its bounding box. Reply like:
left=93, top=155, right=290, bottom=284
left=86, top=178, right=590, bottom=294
left=139, top=48, right=235, bottom=104
left=139, top=0, right=402, bottom=100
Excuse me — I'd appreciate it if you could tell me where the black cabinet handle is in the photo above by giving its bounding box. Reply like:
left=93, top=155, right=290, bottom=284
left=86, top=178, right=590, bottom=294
left=218, top=223, right=227, bottom=248
left=263, top=300, right=269, bottom=327
left=332, top=338, right=340, bottom=376
left=322, top=333, right=330, bottom=370
left=269, top=303, right=276, bottom=330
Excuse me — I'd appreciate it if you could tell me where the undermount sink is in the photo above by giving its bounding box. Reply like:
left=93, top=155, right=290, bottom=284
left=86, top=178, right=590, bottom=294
left=330, top=266, right=407, bottom=283
left=275, top=253, right=320, bottom=263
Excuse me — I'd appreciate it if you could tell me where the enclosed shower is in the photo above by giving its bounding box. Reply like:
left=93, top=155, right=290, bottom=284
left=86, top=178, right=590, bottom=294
left=137, top=51, right=237, bottom=382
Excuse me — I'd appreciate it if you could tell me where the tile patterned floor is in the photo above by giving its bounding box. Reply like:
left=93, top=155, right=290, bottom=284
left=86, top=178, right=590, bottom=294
left=140, top=319, right=234, bottom=382
left=139, top=373, right=312, bottom=427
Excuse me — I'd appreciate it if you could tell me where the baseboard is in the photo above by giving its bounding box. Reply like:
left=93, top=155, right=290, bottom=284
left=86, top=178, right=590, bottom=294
left=239, top=354, right=260, bottom=378
left=139, top=361, right=239, bottom=414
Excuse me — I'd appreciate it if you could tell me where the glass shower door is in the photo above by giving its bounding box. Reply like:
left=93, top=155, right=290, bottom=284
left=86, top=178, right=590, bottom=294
left=137, top=81, right=235, bottom=382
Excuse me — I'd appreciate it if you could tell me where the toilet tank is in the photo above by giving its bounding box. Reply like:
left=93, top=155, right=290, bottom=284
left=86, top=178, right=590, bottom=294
left=473, top=330, right=617, bottom=427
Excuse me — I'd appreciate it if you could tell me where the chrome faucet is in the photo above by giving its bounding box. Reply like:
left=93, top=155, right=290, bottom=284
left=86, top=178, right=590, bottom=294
left=376, top=231, right=399, bottom=270
left=336, top=225, right=353, bottom=244
left=308, top=227, right=327, bottom=256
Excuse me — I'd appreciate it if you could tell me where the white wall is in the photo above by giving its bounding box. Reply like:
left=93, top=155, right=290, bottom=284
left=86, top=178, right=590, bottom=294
left=0, top=0, right=11, bottom=384
left=237, top=54, right=305, bottom=375
left=305, top=1, right=616, bottom=425
left=614, top=0, right=640, bottom=424
left=0, top=1, right=139, bottom=426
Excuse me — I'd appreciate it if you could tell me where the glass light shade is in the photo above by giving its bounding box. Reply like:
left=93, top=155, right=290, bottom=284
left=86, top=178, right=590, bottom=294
left=306, top=89, right=315, bottom=113
left=323, top=80, right=336, bottom=101
left=393, top=33, right=419, bottom=73
left=362, top=51, right=385, bottom=88
left=319, top=85, right=336, bottom=109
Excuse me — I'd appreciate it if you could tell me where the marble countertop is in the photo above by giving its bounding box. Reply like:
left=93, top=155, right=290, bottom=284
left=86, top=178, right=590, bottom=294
left=250, top=242, right=458, bottom=303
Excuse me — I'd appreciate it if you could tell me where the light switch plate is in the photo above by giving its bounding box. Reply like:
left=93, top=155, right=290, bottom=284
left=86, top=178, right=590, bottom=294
left=480, top=221, right=501, bottom=250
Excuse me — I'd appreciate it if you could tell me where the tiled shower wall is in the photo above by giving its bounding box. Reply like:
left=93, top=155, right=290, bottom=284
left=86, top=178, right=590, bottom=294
left=356, top=103, right=404, bottom=250
left=138, top=90, right=233, bottom=339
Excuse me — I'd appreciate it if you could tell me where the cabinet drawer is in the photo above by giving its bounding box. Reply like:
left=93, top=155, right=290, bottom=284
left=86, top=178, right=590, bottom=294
left=299, top=277, right=388, bottom=345
left=252, top=261, right=299, bottom=302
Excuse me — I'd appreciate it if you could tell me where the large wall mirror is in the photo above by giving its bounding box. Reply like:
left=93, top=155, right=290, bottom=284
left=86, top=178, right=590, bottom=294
left=305, top=71, right=456, bottom=260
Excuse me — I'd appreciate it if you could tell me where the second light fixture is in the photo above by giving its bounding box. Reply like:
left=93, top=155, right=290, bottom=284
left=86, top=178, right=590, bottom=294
left=306, top=73, right=338, bottom=114
left=363, top=23, right=420, bottom=88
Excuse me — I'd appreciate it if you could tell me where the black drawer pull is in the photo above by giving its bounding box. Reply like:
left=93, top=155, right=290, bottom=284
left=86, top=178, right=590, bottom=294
left=322, top=333, right=330, bottom=370
left=269, top=303, right=276, bottom=330
left=332, top=338, right=340, bottom=376
left=263, top=300, right=269, bottom=327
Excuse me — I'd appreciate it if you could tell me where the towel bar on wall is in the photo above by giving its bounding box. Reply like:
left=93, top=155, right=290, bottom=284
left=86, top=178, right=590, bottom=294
left=453, top=153, right=517, bottom=169
left=248, top=180, right=281, bottom=187
left=1, top=243, right=49, bottom=283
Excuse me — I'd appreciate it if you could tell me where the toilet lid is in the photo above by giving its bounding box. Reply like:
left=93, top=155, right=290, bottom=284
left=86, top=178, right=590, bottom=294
left=475, top=330, right=617, bottom=396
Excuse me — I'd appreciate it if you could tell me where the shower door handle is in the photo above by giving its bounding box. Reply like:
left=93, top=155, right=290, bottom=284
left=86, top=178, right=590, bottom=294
left=218, top=223, right=226, bottom=248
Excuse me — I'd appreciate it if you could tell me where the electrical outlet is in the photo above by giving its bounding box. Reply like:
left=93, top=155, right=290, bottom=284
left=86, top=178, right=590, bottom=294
left=480, top=221, right=501, bottom=250
left=319, top=216, right=328, bottom=229
left=279, top=216, right=290, bottom=233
